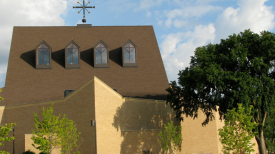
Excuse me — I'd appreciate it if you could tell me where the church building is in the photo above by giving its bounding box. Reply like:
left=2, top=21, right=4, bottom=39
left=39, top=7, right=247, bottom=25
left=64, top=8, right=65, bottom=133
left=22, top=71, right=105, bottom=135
left=0, top=24, right=259, bottom=154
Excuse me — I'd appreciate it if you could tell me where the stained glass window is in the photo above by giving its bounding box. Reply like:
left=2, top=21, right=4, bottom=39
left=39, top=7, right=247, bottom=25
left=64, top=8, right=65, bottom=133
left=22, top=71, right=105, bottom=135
left=67, top=44, right=79, bottom=64
left=124, top=43, right=135, bottom=63
left=38, top=44, right=50, bottom=65
left=95, top=43, right=107, bottom=64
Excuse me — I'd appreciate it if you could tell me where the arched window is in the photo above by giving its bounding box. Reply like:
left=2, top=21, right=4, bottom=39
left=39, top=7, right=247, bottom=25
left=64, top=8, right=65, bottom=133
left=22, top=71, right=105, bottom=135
left=122, top=40, right=137, bottom=67
left=38, top=44, right=50, bottom=65
left=65, top=40, right=80, bottom=69
left=124, top=43, right=135, bottom=63
left=96, top=43, right=107, bottom=64
left=67, top=44, right=79, bottom=64
left=94, top=40, right=109, bottom=68
left=35, top=40, right=51, bottom=69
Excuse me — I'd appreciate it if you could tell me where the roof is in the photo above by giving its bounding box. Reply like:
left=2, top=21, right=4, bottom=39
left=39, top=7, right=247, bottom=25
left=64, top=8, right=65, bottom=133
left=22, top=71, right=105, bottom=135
left=1, top=26, right=169, bottom=106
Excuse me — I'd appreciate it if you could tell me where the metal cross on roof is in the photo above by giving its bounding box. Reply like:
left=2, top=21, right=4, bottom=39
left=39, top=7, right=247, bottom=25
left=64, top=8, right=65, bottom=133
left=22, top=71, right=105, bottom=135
left=73, top=0, right=95, bottom=23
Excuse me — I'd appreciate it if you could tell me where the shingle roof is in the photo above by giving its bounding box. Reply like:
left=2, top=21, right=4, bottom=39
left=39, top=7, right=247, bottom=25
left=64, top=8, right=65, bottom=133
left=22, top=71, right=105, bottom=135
left=1, top=25, right=169, bottom=106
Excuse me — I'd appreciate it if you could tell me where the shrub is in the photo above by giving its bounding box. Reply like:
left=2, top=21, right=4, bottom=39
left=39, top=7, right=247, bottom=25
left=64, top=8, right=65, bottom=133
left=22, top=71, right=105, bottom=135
left=22, top=150, right=35, bottom=154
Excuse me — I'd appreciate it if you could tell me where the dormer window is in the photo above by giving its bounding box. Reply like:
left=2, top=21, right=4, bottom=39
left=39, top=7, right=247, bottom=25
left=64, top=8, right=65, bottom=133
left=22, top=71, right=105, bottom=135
left=122, top=40, right=137, bottom=67
left=35, top=40, right=52, bottom=69
left=65, top=40, right=80, bottom=69
left=94, top=40, right=109, bottom=68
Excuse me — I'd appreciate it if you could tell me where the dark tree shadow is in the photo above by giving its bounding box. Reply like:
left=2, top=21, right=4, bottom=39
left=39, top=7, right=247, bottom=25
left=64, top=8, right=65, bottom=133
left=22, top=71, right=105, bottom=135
left=109, top=47, right=122, bottom=67
left=113, top=99, right=181, bottom=154
left=20, top=50, right=35, bottom=68
left=52, top=49, right=65, bottom=68
left=80, top=48, right=94, bottom=67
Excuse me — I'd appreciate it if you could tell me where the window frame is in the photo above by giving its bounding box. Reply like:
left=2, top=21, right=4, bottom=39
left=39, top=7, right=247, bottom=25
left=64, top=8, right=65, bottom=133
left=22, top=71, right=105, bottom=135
left=35, top=40, right=52, bottom=69
left=65, top=40, right=81, bottom=69
left=64, top=90, right=74, bottom=97
left=122, top=39, right=138, bottom=67
left=93, top=40, right=109, bottom=68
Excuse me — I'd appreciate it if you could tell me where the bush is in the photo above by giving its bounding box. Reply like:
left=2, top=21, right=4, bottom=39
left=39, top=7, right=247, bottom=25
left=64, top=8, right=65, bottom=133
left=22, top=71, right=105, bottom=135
left=22, top=150, right=35, bottom=154
left=39, top=152, right=47, bottom=154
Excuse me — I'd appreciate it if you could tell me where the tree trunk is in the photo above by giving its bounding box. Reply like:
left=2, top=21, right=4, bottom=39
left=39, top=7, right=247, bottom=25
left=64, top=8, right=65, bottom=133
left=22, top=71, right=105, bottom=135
left=255, top=129, right=267, bottom=154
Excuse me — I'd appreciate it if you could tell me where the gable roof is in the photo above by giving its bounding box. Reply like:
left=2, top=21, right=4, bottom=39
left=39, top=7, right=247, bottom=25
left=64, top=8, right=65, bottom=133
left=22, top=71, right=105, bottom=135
left=2, top=26, right=169, bottom=106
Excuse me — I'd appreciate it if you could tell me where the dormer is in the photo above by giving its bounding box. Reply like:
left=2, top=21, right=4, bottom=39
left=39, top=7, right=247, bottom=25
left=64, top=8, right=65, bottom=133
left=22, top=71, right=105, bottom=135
left=94, top=40, right=109, bottom=68
left=35, top=40, right=52, bottom=69
left=65, top=40, right=80, bottom=69
left=122, top=40, right=137, bottom=67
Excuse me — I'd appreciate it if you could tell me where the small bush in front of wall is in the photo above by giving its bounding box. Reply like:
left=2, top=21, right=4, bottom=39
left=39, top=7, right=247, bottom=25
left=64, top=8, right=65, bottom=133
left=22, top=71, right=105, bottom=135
left=22, top=150, right=35, bottom=154
left=39, top=152, right=47, bottom=154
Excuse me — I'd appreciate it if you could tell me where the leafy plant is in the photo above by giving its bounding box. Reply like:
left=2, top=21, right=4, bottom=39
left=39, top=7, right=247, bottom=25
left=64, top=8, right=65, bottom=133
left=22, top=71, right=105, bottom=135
left=158, top=121, right=182, bottom=154
left=59, top=115, right=82, bottom=154
left=31, top=104, right=62, bottom=154
left=22, top=150, right=35, bottom=154
left=32, top=104, right=82, bottom=154
left=264, top=107, right=275, bottom=153
left=0, top=89, right=16, bottom=154
left=219, top=104, right=257, bottom=154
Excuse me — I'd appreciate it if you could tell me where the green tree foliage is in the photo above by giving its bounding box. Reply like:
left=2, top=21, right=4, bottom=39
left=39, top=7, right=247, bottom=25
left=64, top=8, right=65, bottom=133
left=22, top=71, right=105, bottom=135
left=0, top=89, right=16, bottom=154
left=264, top=107, right=275, bottom=153
left=22, top=150, right=35, bottom=154
left=31, top=104, right=62, bottom=154
left=158, top=121, right=182, bottom=154
left=32, top=104, right=82, bottom=154
left=219, top=104, right=257, bottom=153
left=0, top=123, right=16, bottom=154
left=166, top=29, right=275, bottom=154
left=59, top=115, right=82, bottom=154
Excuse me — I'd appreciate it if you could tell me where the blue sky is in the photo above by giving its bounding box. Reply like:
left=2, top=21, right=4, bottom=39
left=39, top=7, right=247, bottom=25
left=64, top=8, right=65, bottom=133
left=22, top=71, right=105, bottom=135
left=0, top=0, right=275, bottom=88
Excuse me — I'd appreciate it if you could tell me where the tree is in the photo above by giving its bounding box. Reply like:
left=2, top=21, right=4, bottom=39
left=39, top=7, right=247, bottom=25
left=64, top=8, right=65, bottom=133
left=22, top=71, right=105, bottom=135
left=0, top=89, right=16, bottom=154
left=59, top=115, right=83, bottom=154
left=166, top=29, right=275, bottom=154
left=264, top=107, right=275, bottom=153
left=158, top=121, right=182, bottom=154
left=32, top=104, right=82, bottom=154
left=0, top=123, right=16, bottom=154
left=31, top=104, right=62, bottom=154
left=219, top=104, right=257, bottom=153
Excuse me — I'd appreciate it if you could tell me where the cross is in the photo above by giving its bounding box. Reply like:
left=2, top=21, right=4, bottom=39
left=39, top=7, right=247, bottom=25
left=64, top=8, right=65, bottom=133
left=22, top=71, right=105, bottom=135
left=73, top=0, right=95, bottom=23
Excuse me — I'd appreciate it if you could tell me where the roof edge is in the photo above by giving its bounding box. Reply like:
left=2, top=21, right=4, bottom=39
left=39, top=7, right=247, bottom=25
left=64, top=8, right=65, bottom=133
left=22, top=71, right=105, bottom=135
left=5, top=76, right=96, bottom=109
left=4, top=76, right=123, bottom=109
left=94, top=76, right=123, bottom=99
left=123, top=97, right=166, bottom=102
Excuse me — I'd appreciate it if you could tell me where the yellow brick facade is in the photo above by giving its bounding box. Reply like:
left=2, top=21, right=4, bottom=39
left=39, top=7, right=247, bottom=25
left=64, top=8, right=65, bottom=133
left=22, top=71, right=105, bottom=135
left=0, top=76, right=259, bottom=154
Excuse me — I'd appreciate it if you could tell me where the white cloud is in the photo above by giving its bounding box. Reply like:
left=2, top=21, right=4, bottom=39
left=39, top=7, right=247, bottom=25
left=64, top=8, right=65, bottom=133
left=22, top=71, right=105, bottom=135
left=164, top=5, right=222, bottom=28
left=214, top=0, right=275, bottom=43
left=0, top=72, right=6, bottom=88
left=167, top=5, right=221, bottom=19
left=135, top=0, right=166, bottom=11
left=0, top=62, right=8, bottom=88
left=160, top=24, right=215, bottom=82
left=155, top=18, right=162, bottom=26
left=146, top=11, right=152, bottom=17
left=165, top=18, right=173, bottom=28
left=0, top=0, right=67, bottom=27
left=76, top=20, right=83, bottom=25
left=104, top=0, right=137, bottom=12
